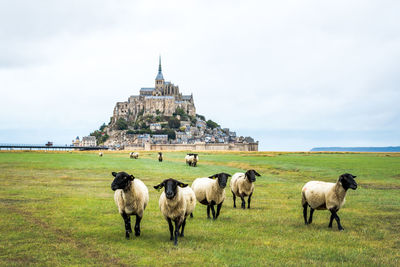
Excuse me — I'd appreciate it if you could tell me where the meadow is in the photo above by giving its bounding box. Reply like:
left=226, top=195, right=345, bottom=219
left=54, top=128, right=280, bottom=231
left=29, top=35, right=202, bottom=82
left=0, top=151, right=399, bottom=266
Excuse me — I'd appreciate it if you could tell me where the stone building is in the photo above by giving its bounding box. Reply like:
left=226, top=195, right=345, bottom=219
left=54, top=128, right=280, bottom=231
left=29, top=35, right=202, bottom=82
left=112, top=57, right=196, bottom=124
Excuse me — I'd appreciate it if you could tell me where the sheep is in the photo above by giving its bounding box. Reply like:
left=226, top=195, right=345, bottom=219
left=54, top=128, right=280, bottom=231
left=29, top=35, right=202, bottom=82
left=191, top=173, right=231, bottom=219
left=301, top=173, right=357, bottom=231
left=230, top=169, right=261, bottom=209
left=158, top=152, right=163, bottom=162
left=129, top=152, right=139, bottom=159
left=99, top=152, right=103, bottom=157
left=154, top=179, right=196, bottom=246
left=111, top=171, right=149, bottom=239
left=185, top=153, right=198, bottom=167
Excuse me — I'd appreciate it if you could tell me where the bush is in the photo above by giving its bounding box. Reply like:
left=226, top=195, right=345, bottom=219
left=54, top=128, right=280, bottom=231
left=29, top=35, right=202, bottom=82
left=99, top=123, right=106, bottom=131
left=168, top=117, right=180, bottom=129
left=196, top=114, right=206, bottom=121
left=116, top=118, right=128, bottom=130
left=206, top=119, right=220, bottom=129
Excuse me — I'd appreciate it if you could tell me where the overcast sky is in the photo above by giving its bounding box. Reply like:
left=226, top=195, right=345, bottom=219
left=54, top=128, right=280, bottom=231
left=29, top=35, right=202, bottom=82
left=0, top=0, right=399, bottom=151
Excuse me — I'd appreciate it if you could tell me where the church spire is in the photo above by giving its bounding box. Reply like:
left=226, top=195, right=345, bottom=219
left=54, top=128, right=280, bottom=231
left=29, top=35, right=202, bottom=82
left=156, top=55, right=164, bottom=80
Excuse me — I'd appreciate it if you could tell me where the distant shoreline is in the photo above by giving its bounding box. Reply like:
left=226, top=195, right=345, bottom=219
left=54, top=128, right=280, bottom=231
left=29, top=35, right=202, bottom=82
left=310, top=146, right=400, bottom=152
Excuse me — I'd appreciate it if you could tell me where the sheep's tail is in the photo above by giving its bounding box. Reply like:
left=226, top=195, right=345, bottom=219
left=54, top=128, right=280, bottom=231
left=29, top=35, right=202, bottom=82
left=301, top=190, right=307, bottom=206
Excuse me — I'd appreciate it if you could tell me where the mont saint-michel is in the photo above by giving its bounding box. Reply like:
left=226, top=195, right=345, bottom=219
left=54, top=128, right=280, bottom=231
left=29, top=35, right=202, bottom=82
left=82, top=58, right=258, bottom=151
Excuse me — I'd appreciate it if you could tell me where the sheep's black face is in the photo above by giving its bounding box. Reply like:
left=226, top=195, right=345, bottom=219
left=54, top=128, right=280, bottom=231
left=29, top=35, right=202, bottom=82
left=245, top=169, right=261, bottom=183
left=154, top=179, right=188, bottom=200
left=339, top=173, right=357, bottom=190
left=111, top=171, right=134, bottom=191
left=209, top=173, right=231, bottom=188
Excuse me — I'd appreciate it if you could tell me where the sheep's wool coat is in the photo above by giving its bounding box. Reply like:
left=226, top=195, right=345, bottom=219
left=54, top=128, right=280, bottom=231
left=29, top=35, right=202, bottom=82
left=114, top=179, right=149, bottom=217
left=230, top=172, right=254, bottom=197
left=185, top=155, right=197, bottom=165
left=192, top=178, right=225, bottom=205
left=302, top=181, right=347, bottom=211
left=159, top=187, right=193, bottom=223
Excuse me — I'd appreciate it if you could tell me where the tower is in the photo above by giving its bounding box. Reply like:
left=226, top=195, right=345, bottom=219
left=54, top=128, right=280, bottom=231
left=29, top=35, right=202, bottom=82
left=155, top=56, right=164, bottom=94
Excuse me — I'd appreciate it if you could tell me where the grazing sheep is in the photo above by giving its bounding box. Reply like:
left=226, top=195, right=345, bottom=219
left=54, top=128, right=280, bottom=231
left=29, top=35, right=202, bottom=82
left=158, top=152, right=163, bottom=162
left=111, top=171, right=149, bottom=239
left=230, top=169, right=261, bottom=209
left=301, top=173, right=357, bottom=231
left=130, top=152, right=139, bottom=159
left=185, top=153, right=198, bottom=167
left=99, top=152, right=103, bottom=157
left=154, top=179, right=196, bottom=246
left=191, top=173, right=231, bottom=219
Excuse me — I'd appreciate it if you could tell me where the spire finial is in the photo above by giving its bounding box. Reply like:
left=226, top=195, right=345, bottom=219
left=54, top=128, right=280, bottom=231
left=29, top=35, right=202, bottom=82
left=156, top=55, right=164, bottom=80
left=158, top=55, right=162, bottom=72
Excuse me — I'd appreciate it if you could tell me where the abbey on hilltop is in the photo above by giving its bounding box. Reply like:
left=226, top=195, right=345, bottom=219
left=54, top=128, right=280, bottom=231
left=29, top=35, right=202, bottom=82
left=112, top=56, right=196, bottom=123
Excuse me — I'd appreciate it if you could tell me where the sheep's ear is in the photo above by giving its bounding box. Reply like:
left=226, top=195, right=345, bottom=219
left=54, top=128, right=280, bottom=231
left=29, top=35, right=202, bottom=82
left=129, top=175, right=135, bottom=180
left=227, top=173, right=231, bottom=177
left=112, top=172, right=117, bottom=177
left=254, top=170, right=261, bottom=176
left=208, top=174, right=217, bottom=179
left=153, top=182, right=164, bottom=191
left=178, top=182, right=188, bottom=188
left=353, top=175, right=357, bottom=179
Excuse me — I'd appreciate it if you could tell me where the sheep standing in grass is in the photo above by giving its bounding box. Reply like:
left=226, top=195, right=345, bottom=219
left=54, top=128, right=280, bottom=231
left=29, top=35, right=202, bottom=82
left=111, top=171, right=149, bottom=239
left=158, top=152, right=163, bottom=162
left=154, top=179, right=196, bottom=246
left=130, top=152, right=139, bottom=159
left=302, top=173, right=357, bottom=231
left=99, top=152, right=103, bottom=157
left=185, top=153, right=198, bottom=167
left=230, top=169, right=261, bottom=209
left=191, top=173, right=231, bottom=219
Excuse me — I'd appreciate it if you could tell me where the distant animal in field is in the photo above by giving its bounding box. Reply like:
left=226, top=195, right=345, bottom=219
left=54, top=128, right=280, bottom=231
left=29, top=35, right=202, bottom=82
left=130, top=152, right=139, bottom=159
left=301, top=173, right=357, bottom=231
left=158, top=152, right=163, bottom=162
left=99, top=152, right=103, bottom=157
left=111, top=171, right=149, bottom=239
left=191, top=173, right=231, bottom=219
left=154, top=179, right=196, bottom=246
left=185, top=153, right=198, bottom=167
left=230, top=169, right=261, bottom=209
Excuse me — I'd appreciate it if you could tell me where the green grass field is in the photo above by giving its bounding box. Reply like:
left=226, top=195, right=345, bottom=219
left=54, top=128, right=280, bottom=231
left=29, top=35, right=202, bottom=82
left=0, top=151, right=399, bottom=266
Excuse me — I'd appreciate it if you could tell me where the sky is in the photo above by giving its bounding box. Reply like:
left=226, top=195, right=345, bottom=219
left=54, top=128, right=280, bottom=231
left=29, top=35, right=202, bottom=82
left=0, top=0, right=399, bottom=151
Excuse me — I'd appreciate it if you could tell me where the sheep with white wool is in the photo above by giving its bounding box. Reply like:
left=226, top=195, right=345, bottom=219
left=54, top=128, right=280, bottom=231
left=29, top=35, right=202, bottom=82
left=230, top=169, right=261, bottom=209
left=99, top=152, right=103, bottom=157
left=154, top=179, right=196, bottom=246
left=302, top=173, right=357, bottom=231
left=191, top=173, right=231, bottom=219
left=185, top=153, right=198, bottom=167
left=130, top=152, right=139, bottom=159
left=111, top=171, right=149, bottom=239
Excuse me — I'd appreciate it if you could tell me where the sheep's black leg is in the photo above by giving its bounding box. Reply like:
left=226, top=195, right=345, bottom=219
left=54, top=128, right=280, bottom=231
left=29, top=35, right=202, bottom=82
left=174, top=220, right=180, bottom=246
left=303, top=203, right=308, bottom=225
left=167, top=218, right=173, bottom=240
left=328, top=214, right=334, bottom=228
left=210, top=205, right=216, bottom=219
left=190, top=213, right=193, bottom=218
left=121, top=213, right=130, bottom=239
left=308, top=208, right=314, bottom=224
left=134, top=215, right=141, bottom=236
left=180, top=218, right=186, bottom=237
left=207, top=205, right=211, bottom=219
left=240, top=195, right=246, bottom=209
left=127, top=215, right=132, bottom=233
left=216, top=202, right=223, bottom=218
left=248, top=193, right=253, bottom=209
left=232, top=191, right=236, bottom=208
left=329, top=209, right=344, bottom=231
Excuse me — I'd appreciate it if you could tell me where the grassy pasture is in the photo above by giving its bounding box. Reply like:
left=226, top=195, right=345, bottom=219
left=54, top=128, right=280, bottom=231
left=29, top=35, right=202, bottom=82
left=0, top=151, right=399, bottom=266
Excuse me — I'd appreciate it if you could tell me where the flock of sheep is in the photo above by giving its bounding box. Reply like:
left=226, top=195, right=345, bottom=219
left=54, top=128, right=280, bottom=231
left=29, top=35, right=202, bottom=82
left=108, top=152, right=358, bottom=246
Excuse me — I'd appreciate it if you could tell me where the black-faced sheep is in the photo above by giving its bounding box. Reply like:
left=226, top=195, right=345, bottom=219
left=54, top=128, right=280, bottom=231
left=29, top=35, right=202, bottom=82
left=130, top=152, right=139, bottom=159
left=230, top=169, right=261, bottom=209
left=111, top=171, right=149, bottom=239
left=302, top=173, right=357, bottom=231
left=185, top=153, right=198, bottom=167
left=158, top=152, right=163, bottom=162
left=191, top=173, right=231, bottom=219
left=154, top=179, right=196, bottom=246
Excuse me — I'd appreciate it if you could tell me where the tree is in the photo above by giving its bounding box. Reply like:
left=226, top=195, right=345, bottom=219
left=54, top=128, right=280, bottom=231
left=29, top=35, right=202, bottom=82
left=196, top=114, right=206, bottom=121
left=206, top=119, right=220, bottom=129
left=99, top=123, right=106, bottom=131
left=168, top=117, right=180, bottom=129
left=116, top=118, right=128, bottom=130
